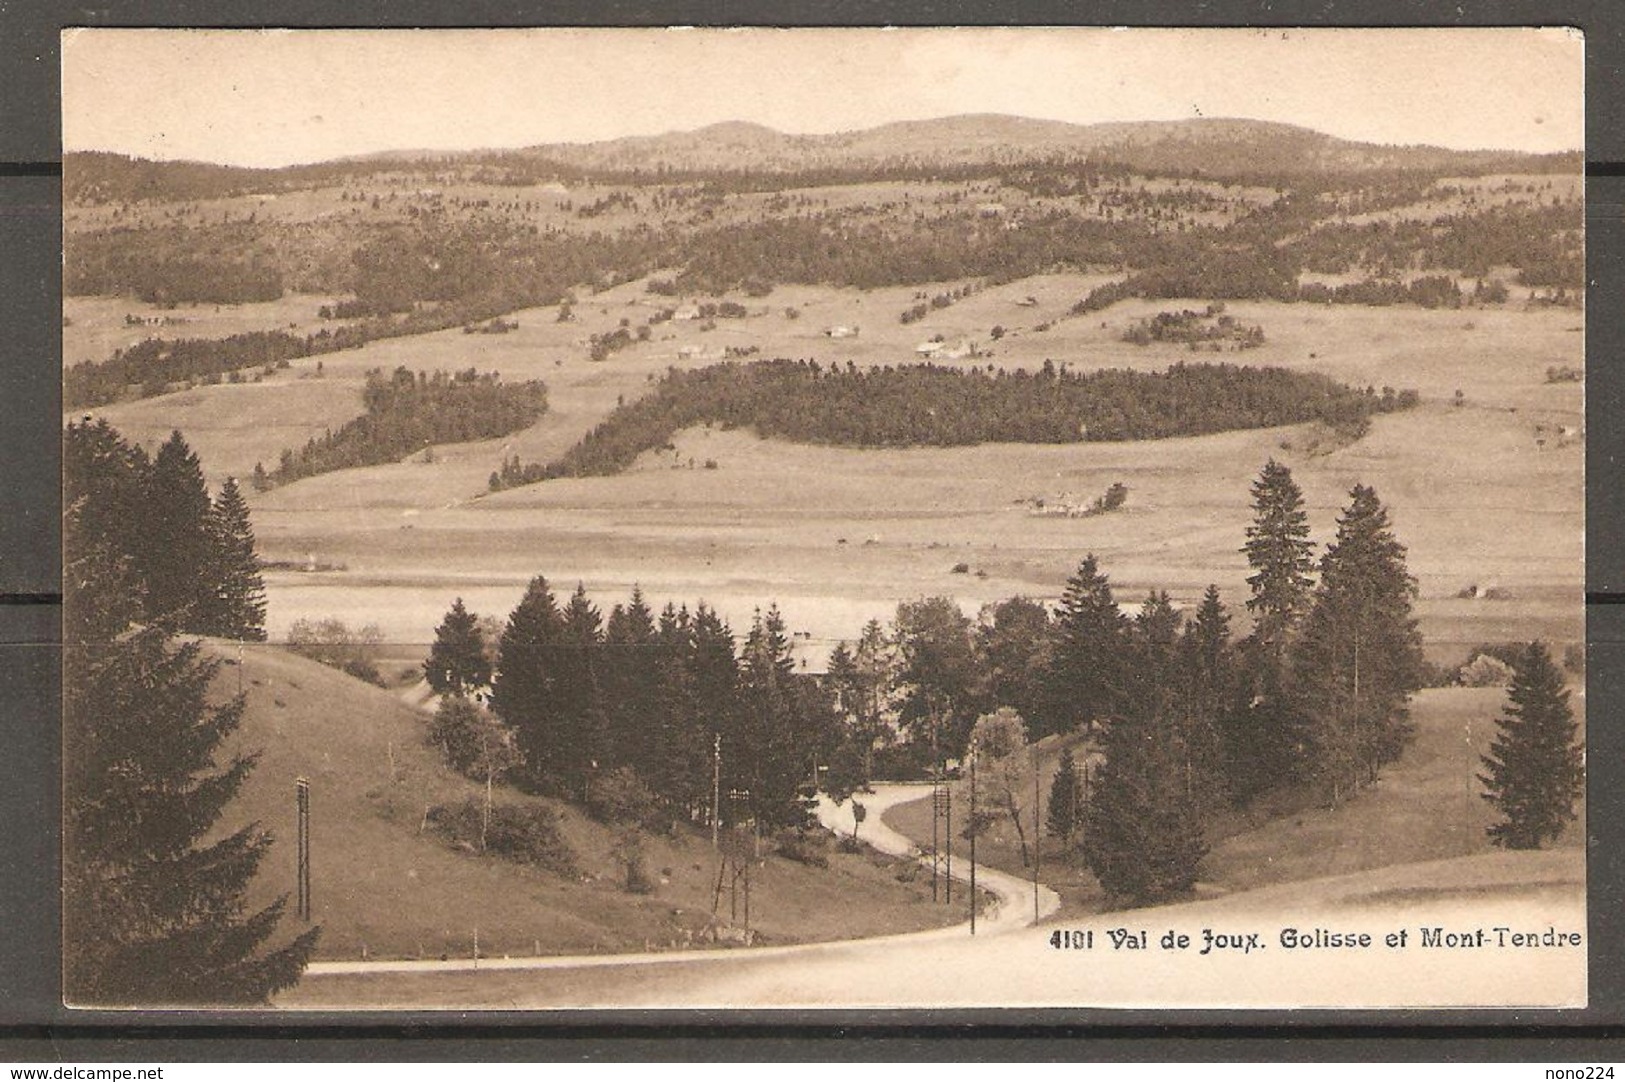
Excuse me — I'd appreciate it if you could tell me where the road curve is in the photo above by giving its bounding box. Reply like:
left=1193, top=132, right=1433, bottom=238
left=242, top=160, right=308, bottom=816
left=817, top=783, right=1061, bottom=935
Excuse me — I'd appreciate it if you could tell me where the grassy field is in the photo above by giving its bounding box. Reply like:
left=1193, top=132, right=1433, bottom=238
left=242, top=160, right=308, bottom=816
left=882, top=683, right=1586, bottom=918
left=216, top=642, right=968, bottom=963
left=78, top=274, right=1582, bottom=670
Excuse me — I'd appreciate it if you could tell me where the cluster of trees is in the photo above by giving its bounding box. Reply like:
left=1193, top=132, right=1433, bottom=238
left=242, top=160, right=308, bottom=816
left=262, top=366, right=546, bottom=486
left=66, top=420, right=268, bottom=641
left=813, top=462, right=1427, bottom=905
left=64, top=419, right=315, bottom=1004
left=423, top=587, right=838, bottom=833
left=491, top=359, right=1410, bottom=487
left=1122, top=306, right=1266, bottom=349
left=66, top=330, right=313, bottom=409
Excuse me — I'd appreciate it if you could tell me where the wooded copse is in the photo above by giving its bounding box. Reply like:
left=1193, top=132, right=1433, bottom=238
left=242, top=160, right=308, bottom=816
left=489, top=359, right=1415, bottom=488
left=263, top=366, right=546, bottom=486
left=442, top=460, right=1447, bottom=906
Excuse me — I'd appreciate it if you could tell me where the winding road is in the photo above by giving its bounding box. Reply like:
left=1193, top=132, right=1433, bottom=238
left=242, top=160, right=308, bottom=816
left=279, top=788, right=1583, bottom=1010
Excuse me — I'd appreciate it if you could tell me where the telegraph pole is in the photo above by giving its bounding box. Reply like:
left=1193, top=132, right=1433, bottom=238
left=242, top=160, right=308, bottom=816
left=1033, top=746, right=1041, bottom=923
left=968, top=744, right=977, bottom=936
left=295, top=777, right=311, bottom=921
left=711, top=732, right=722, bottom=850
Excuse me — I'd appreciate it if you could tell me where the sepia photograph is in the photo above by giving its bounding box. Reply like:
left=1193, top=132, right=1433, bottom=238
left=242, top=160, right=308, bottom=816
left=59, top=26, right=1586, bottom=1011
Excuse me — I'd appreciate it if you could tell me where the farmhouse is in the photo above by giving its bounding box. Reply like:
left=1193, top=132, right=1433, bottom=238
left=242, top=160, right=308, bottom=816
left=824, top=325, right=858, bottom=339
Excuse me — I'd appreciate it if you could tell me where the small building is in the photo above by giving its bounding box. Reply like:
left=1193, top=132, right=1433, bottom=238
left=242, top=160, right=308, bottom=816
left=824, top=325, right=858, bottom=339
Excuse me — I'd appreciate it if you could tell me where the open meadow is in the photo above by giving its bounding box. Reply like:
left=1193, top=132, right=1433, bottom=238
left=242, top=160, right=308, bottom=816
left=80, top=277, right=1582, bottom=668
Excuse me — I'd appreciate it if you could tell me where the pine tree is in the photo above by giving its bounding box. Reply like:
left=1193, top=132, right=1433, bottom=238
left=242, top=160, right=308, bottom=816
left=1083, top=583, right=1208, bottom=904
left=1478, top=642, right=1584, bottom=849
left=63, top=507, right=317, bottom=1005
left=1081, top=689, right=1208, bottom=905
left=1041, top=555, right=1129, bottom=737
left=1242, top=459, right=1315, bottom=654
left=423, top=597, right=491, bottom=696
left=1045, top=747, right=1085, bottom=847
left=1292, top=485, right=1425, bottom=804
left=649, top=603, right=707, bottom=813
left=1181, top=585, right=1235, bottom=813
left=688, top=604, right=740, bottom=818
left=601, top=587, right=660, bottom=777
left=142, top=430, right=219, bottom=633
left=1233, top=462, right=1317, bottom=803
left=489, top=576, right=564, bottom=788
left=737, top=605, right=820, bottom=828
left=205, top=477, right=268, bottom=641
left=555, top=583, right=607, bottom=800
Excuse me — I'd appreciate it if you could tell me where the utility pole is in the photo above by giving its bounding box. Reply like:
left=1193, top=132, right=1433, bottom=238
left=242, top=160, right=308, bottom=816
left=295, top=777, right=311, bottom=921
left=711, top=732, right=721, bottom=850
left=1033, top=745, right=1041, bottom=923
left=969, top=744, right=977, bottom=936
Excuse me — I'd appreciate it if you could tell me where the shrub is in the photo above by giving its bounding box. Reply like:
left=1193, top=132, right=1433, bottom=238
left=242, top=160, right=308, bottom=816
left=286, top=617, right=386, bottom=686
left=1459, top=653, right=1514, bottom=687
left=1563, top=643, right=1586, bottom=675
left=424, top=799, right=576, bottom=875
left=775, top=828, right=831, bottom=868
left=584, top=765, right=659, bottom=827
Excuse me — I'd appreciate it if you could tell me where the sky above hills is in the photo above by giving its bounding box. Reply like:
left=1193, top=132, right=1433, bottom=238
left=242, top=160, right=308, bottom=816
left=62, top=27, right=1583, bottom=168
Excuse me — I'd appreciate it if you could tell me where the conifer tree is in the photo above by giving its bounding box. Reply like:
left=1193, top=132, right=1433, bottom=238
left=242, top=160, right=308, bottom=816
left=63, top=497, right=317, bottom=1005
left=1081, top=688, right=1208, bottom=905
left=1242, top=459, right=1316, bottom=654
left=490, top=576, right=565, bottom=789
left=554, top=583, right=607, bottom=799
left=1041, top=555, right=1129, bottom=737
left=688, top=604, right=740, bottom=818
left=649, top=603, right=708, bottom=813
left=737, top=606, right=818, bottom=828
left=1181, top=584, right=1235, bottom=813
left=602, top=587, right=660, bottom=777
left=423, top=597, right=491, bottom=696
left=1478, top=642, right=1584, bottom=849
left=205, top=477, right=268, bottom=641
left=1292, top=485, right=1425, bottom=804
left=1083, top=585, right=1208, bottom=904
left=1045, top=747, right=1085, bottom=847
left=143, top=430, right=219, bottom=633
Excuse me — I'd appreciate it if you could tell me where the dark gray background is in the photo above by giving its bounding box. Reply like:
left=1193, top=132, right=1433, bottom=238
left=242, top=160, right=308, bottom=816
left=4, top=0, right=1622, bottom=1056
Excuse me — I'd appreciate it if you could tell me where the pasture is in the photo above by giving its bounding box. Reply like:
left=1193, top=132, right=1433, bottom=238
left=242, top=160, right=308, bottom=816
left=79, top=274, right=1581, bottom=666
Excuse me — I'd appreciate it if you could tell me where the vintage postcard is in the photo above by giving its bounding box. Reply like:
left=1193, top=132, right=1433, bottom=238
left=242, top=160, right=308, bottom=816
left=59, top=27, right=1585, bottom=1010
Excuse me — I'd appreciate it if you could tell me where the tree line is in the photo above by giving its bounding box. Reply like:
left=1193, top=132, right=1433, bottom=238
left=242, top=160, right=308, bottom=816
left=489, top=359, right=1413, bottom=489
left=66, top=419, right=268, bottom=641
left=64, top=419, right=313, bottom=1004
left=260, top=366, right=546, bottom=487
left=423, top=588, right=836, bottom=834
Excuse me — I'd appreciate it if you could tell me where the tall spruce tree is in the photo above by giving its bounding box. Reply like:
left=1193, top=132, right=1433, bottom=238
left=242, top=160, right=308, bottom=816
left=689, top=604, right=740, bottom=820
left=649, top=603, right=708, bottom=813
left=1045, top=747, right=1085, bottom=847
left=1041, top=555, right=1129, bottom=737
left=1083, top=583, right=1208, bottom=904
left=423, top=597, right=491, bottom=696
left=1233, top=461, right=1317, bottom=802
left=1180, top=585, right=1235, bottom=814
left=63, top=457, right=318, bottom=1005
left=602, top=587, right=660, bottom=778
left=736, top=606, right=817, bottom=828
left=1242, top=459, right=1316, bottom=653
left=555, top=583, right=608, bottom=799
left=1292, top=484, right=1425, bottom=804
left=490, top=576, right=565, bottom=789
left=1081, top=688, right=1208, bottom=905
left=143, top=431, right=219, bottom=633
left=205, top=477, right=268, bottom=641
left=1478, top=642, right=1584, bottom=849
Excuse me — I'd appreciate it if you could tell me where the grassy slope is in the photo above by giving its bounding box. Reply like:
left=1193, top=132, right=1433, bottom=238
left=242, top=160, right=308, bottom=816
left=882, top=684, right=1586, bottom=918
left=215, top=641, right=963, bottom=963
left=83, top=284, right=1580, bottom=666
